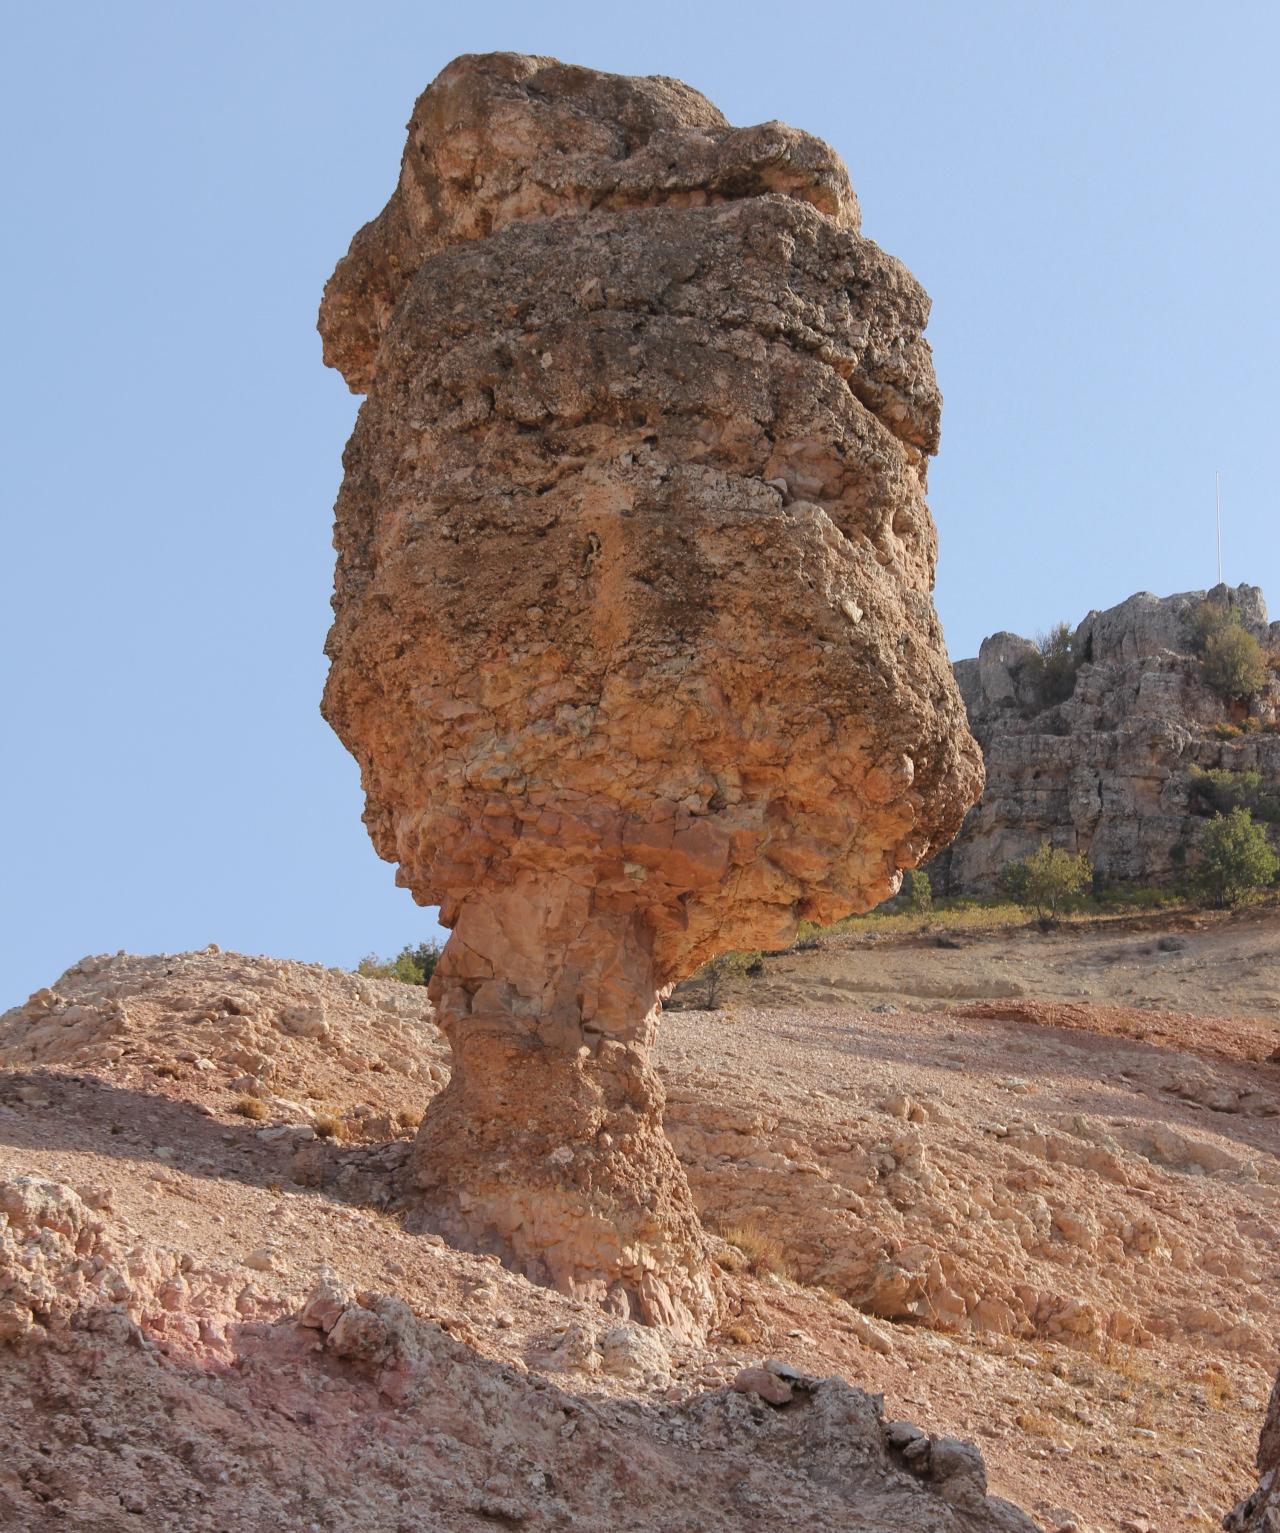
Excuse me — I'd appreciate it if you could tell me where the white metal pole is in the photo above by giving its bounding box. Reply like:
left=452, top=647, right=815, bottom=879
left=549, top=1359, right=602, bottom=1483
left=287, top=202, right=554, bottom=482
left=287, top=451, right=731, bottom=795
left=1215, top=471, right=1223, bottom=585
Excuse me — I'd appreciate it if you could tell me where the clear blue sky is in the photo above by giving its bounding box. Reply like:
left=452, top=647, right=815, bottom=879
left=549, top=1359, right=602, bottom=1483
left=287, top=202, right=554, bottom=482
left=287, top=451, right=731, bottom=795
left=3, top=1, right=1277, bottom=1005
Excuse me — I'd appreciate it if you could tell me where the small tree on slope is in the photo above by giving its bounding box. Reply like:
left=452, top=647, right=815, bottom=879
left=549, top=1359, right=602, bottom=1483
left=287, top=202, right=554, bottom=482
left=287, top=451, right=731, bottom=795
left=906, top=869, right=933, bottom=921
left=1003, top=839, right=1092, bottom=923
left=1201, top=621, right=1268, bottom=701
left=1194, top=808, right=1278, bottom=908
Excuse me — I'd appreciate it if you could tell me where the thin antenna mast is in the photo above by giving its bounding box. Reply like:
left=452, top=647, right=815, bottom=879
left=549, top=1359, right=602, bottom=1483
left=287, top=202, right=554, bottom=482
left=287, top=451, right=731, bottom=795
left=1215, top=471, right=1223, bottom=585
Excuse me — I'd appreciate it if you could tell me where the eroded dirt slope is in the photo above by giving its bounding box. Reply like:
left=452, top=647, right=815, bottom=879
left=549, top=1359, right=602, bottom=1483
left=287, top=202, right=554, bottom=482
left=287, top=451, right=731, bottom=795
left=735, top=904, right=1280, bottom=1023
left=2, top=935, right=1277, bottom=1531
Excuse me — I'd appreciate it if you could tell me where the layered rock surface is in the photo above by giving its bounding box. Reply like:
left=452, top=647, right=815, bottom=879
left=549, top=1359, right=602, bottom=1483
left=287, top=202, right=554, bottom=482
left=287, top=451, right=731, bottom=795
left=4, top=944, right=1277, bottom=1528
left=0, top=1154, right=1037, bottom=1532
left=319, top=51, right=981, bottom=1330
left=0, top=1177, right=1038, bottom=1533
left=0, top=953, right=1047, bottom=1533
left=930, top=585, right=1280, bottom=892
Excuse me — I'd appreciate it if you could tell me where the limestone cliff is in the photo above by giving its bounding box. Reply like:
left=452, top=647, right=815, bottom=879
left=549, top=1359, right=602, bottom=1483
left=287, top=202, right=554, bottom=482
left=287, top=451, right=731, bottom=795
left=930, top=584, right=1280, bottom=893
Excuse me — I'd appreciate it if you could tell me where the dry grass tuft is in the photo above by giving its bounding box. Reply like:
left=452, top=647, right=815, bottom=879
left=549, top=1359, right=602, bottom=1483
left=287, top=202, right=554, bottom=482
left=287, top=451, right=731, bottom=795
left=233, top=1096, right=269, bottom=1121
left=312, top=1112, right=345, bottom=1140
left=708, top=1215, right=793, bottom=1279
left=1191, top=1366, right=1235, bottom=1409
left=1092, top=1333, right=1153, bottom=1381
left=1013, top=1406, right=1060, bottom=1439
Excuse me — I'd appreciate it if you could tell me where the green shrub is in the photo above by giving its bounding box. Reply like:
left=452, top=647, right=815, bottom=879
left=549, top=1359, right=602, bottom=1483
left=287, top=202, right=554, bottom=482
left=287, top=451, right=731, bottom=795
left=905, top=869, right=933, bottom=918
left=694, top=949, right=759, bottom=1009
left=1189, top=765, right=1259, bottom=813
left=1022, top=622, right=1082, bottom=706
left=1193, top=807, right=1279, bottom=907
left=1202, top=622, right=1267, bottom=700
left=1189, top=598, right=1235, bottom=652
left=1188, top=767, right=1280, bottom=823
left=357, top=941, right=443, bottom=987
left=1191, top=598, right=1272, bottom=697
left=791, top=919, right=823, bottom=951
left=1093, top=883, right=1177, bottom=912
left=1002, top=840, right=1093, bottom=922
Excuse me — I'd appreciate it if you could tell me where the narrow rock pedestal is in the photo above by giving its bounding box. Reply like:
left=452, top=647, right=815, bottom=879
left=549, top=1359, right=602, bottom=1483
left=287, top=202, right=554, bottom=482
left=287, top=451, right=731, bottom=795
left=408, top=882, right=719, bottom=1339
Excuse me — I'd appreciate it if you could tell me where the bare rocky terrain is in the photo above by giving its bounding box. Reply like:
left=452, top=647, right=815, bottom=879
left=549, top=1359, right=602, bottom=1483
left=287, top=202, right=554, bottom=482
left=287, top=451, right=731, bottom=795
left=735, top=902, right=1280, bottom=1024
left=3, top=917, right=1277, bottom=1531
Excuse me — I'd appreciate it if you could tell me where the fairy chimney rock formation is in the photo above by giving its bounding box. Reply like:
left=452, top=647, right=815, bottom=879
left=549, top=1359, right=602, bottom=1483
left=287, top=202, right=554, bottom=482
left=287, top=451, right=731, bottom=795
left=319, top=52, right=982, bottom=1337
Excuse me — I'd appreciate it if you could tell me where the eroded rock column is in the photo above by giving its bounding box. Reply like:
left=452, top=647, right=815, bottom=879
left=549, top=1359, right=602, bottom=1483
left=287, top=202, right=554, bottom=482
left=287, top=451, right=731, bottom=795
left=415, top=877, right=716, bottom=1335
left=318, top=52, right=983, bottom=1337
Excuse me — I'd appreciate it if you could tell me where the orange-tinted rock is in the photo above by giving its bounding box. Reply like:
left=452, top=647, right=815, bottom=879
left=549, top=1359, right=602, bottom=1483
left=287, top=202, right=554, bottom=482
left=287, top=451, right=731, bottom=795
left=319, top=52, right=982, bottom=1336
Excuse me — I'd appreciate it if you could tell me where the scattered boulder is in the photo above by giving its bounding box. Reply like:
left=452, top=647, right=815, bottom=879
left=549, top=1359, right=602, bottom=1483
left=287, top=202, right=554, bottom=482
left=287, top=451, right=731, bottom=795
left=732, top=1365, right=793, bottom=1405
left=598, top=1322, right=671, bottom=1381
left=297, top=1278, right=440, bottom=1404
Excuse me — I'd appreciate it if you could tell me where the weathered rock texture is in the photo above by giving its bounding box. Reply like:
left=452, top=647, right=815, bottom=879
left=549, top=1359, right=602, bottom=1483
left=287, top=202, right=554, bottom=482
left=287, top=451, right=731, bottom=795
left=930, top=584, right=1280, bottom=893
left=319, top=52, right=982, bottom=1335
left=0, top=1175, right=1039, bottom=1533
left=1226, top=1370, right=1280, bottom=1530
left=6, top=945, right=1276, bottom=1527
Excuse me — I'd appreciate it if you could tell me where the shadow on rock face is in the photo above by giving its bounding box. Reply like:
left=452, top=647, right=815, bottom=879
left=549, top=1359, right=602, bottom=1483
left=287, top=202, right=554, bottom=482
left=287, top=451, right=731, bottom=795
left=1225, top=1370, right=1280, bottom=1531
left=0, top=1070, right=410, bottom=1212
left=0, top=1173, right=1038, bottom=1533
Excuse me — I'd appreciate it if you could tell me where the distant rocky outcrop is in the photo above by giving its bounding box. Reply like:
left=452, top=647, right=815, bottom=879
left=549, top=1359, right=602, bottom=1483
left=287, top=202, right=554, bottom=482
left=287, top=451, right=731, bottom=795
left=930, top=585, right=1280, bottom=893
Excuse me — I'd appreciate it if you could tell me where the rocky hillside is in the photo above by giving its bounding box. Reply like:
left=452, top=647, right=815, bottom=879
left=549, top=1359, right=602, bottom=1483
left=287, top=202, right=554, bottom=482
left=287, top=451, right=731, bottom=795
left=4, top=941, right=1278, bottom=1530
left=931, top=584, right=1280, bottom=893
